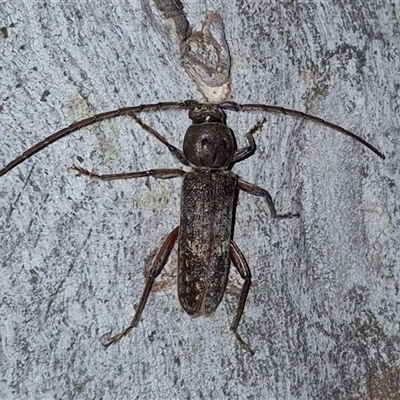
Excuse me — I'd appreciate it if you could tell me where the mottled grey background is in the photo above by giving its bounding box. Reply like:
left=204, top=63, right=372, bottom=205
left=0, top=1, right=399, bottom=399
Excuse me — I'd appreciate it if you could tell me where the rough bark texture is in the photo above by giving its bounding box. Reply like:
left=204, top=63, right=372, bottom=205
left=0, top=1, right=398, bottom=399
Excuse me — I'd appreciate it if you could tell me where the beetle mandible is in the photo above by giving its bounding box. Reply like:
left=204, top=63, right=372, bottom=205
left=0, top=100, right=385, bottom=354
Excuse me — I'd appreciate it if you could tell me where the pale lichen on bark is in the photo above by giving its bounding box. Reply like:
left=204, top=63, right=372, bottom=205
left=143, top=0, right=231, bottom=101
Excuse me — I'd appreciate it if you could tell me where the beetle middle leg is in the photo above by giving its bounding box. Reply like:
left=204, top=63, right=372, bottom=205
left=238, top=179, right=299, bottom=219
left=71, top=165, right=185, bottom=180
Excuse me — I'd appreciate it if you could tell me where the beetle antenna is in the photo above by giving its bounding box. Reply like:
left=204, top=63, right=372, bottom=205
left=218, top=102, right=385, bottom=159
left=0, top=102, right=189, bottom=177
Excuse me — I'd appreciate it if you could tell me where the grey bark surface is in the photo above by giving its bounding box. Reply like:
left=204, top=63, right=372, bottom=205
left=0, top=1, right=398, bottom=399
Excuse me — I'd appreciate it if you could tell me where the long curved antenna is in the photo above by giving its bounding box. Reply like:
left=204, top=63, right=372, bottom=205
left=0, top=99, right=384, bottom=177
left=0, top=101, right=188, bottom=177
left=218, top=101, right=385, bottom=160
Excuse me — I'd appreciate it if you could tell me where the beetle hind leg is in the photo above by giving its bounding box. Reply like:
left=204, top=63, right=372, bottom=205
left=229, top=240, right=255, bottom=356
left=103, top=226, right=179, bottom=348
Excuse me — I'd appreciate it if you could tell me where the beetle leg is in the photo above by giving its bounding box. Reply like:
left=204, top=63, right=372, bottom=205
left=103, top=226, right=179, bottom=348
left=71, top=165, right=185, bottom=180
left=238, top=178, right=299, bottom=219
left=232, top=117, right=267, bottom=163
left=130, top=113, right=190, bottom=166
left=229, top=240, right=254, bottom=356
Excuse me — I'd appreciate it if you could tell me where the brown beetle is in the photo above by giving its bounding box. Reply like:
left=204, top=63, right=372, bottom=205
left=0, top=100, right=384, bottom=354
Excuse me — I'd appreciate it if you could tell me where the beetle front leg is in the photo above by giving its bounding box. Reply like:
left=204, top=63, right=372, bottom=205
left=229, top=240, right=254, bottom=356
left=232, top=118, right=267, bottom=163
left=103, top=226, right=179, bottom=348
left=130, top=114, right=190, bottom=166
left=238, top=179, right=299, bottom=219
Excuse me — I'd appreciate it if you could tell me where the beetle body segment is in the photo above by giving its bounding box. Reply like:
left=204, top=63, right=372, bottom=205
left=178, top=169, right=237, bottom=315
left=183, top=122, right=235, bottom=169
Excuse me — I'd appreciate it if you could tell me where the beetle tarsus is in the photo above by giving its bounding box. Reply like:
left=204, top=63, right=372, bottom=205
left=232, top=330, right=255, bottom=356
left=103, top=327, right=135, bottom=349
left=277, top=212, right=300, bottom=219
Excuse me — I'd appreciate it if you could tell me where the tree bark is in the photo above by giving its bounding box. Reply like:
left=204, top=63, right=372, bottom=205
left=0, top=1, right=398, bottom=399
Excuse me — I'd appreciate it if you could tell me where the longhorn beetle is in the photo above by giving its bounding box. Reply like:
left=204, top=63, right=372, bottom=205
left=0, top=100, right=384, bottom=354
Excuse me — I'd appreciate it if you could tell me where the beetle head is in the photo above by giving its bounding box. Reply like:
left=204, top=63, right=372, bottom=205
left=188, top=103, right=226, bottom=124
